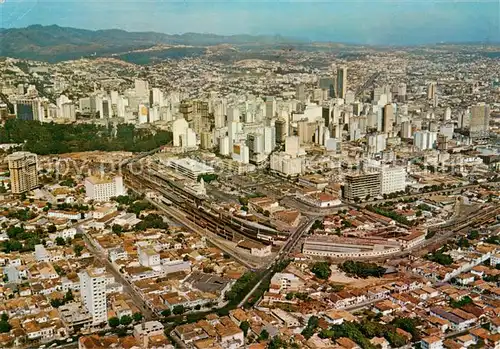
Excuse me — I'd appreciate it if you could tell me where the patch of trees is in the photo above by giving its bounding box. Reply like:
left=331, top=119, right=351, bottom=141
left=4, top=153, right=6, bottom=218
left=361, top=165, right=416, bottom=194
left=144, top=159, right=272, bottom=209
left=450, top=296, right=473, bottom=308
left=2, top=225, right=46, bottom=253
left=485, top=235, right=500, bottom=245
left=311, top=262, right=331, bottom=280
left=0, top=313, right=11, bottom=333
left=339, top=261, right=386, bottom=279
left=366, top=205, right=412, bottom=226
left=134, top=213, right=168, bottom=231
left=197, top=174, right=218, bottom=183
left=7, top=208, right=37, bottom=221
left=0, top=119, right=173, bottom=155
left=50, top=290, right=74, bottom=308
left=127, top=200, right=153, bottom=216
left=426, top=251, right=453, bottom=266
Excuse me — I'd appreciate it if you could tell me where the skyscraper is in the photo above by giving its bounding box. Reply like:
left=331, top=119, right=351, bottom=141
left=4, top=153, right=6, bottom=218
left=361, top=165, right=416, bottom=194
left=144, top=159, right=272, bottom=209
left=427, top=82, right=437, bottom=100
left=296, top=84, right=306, bottom=103
left=336, top=66, right=347, bottom=99
left=7, top=152, right=38, bottom=194
left=469, top=103, right=490, bottom=139
left=78, top=268, right=108, bottom=325
left=382, top=104, right=394, bottom=133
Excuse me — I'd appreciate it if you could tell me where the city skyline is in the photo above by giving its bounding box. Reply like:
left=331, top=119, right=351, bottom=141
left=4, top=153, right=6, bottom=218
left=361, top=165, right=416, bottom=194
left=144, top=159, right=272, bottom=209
left=1, top=0, right=499, bottom=45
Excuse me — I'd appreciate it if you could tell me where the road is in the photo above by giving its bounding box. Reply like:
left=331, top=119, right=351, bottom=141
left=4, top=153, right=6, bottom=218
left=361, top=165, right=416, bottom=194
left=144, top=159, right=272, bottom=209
left=237, top=218, right=315, bottom=308
left=80, top=229, right=155, bottom=320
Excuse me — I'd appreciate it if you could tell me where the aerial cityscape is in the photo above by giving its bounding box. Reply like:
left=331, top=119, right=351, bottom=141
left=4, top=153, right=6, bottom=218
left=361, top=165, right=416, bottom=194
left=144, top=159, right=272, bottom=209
left=0, top=2, right=499, bottom=349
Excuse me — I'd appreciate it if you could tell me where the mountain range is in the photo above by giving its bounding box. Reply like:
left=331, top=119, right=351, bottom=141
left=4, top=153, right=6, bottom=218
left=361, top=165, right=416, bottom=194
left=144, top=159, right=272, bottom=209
left=0, top=25, right=299, bottom=62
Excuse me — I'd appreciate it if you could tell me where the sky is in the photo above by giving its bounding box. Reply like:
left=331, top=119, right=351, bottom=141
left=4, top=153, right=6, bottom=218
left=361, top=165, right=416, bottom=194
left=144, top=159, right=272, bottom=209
left=0, top=0, right=499, bottom=45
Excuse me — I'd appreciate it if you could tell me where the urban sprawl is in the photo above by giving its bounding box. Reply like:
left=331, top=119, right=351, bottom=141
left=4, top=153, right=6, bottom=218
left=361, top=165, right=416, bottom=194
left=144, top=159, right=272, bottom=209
left=0, top=45, right=499, bottom=349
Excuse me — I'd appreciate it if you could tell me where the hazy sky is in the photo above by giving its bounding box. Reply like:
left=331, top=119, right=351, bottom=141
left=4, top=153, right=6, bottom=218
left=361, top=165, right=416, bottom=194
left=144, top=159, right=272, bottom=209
left=1, top=0, right=499, bottom=45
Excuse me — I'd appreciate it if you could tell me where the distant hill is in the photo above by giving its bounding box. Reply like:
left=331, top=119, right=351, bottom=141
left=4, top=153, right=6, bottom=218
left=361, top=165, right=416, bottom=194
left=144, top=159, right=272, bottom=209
left=0, top=25, right=299, bottom=62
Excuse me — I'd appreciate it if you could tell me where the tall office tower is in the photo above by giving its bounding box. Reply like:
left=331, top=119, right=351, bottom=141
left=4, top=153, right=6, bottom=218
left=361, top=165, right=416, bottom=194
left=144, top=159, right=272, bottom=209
left=263, top=126, right=276, bottom=154
left=7, top=152, right=39, bottom=194
left=102, top=98, right=111, bottom=119
left=296, top=84, right=306, bottom=103
left=345, top=91, right=355, bottom=105
left=382, top=104, right=394, bottom=133
left=56, top=95, right=71, bottom=118
left=414, top=130, right=437, bottom=150
left=373, top=86, right=384, bottom=104
left=15, top=97, right=42, bottom=121
left=179, top=101, right=194, bottom=121
left=62, top=103, right=76, bottom=121
left=444, top=107, right=452, bottom=121
left=336, top=66, right=347, bottom=99
left=397, top=83, right=407, bottom=102
left=110, top=91, right=119, bottom=105
left=401, top=121, right=413, bottom=139
left=367, top=133, right=387, bottom=154
left=149, top=88, right=163, bottom=106
left=138, top=104, right=149, bottom=124
left=319, top=77, right=335, bottom=98
left=266, top=97, right=276, bottom=118
left=285, top=136, right=300, bottom=157
left=469, top=103, right=490, bottom=139
left=227, top=106, right=240, bottom=123
left=78, top=268, right=108, bottom=325
left=200, top=132, right=214, bottom=150
left=134, top=79, right=149, bottom=98
left=297, top=119, right=315, bottom=144
left=275, top=118, right=287, bottom=143
left=458, top=110, right=470, bottom=129
left=343, top=172, right=382, bottom=201
left=427, top=82, right=437, bottom=100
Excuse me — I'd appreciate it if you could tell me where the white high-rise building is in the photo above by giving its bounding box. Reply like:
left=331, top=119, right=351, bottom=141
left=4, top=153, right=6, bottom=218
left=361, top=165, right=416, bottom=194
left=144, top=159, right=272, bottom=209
left=380, top=166, right=406, bottom=194
left=173, top=118, right=196, bottom=148
left=444, top=107, right=452, bottom=121
left=84, top=176, right=126, bottom=201
left=285, top=136, right=300, bottom=157
left=367, top=134, right=386, bottom=154
left=414, top=130, right=437, bottom=150
left=263, top=126, right=276, bottom=154
left=79, top=268, right=108, bottom=325
left=62, top=103, right=76, bottom=121
left=150, top=88, right=163, bottom=106
left=134, top=79, right=149, bottom=98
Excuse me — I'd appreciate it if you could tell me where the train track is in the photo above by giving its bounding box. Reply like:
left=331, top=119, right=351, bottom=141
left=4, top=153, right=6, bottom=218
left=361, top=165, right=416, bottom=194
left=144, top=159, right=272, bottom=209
left=124, top=170, right=283, bottom=245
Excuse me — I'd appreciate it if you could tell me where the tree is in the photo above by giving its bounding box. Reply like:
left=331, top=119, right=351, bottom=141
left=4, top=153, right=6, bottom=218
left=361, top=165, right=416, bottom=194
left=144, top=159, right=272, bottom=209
left=386, top=331, right=407, bottom=348
left=47, top=225, right=57, bottom=234
left=73, top=244, right=84, bottom=257
left=0, top=313, right=8, bottom=322
left=161, top=309, right=171, bottom=317
left=183, top=255, right=190, bottom=262
left=240, top=321, right=250, bottom=336
left=311, top=262, right=331, bottom=280
left=112, top=224, right=123, bottom=235
left=173, top=305, right=185, bottom=315
left=64, top=289, right=74, bottom=302
left=0, top=320, right=11, bottom=333
left=120, top=315, right=133, bottom=326
left=132, top=312, right=143, bottom=322
left=108, top=317, right=120, bottom=328
left=259, top=329, right=269, bottom=341
left=468, top=230, right=479, bottom=240
left=55, top=237, right=66, bottom=246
